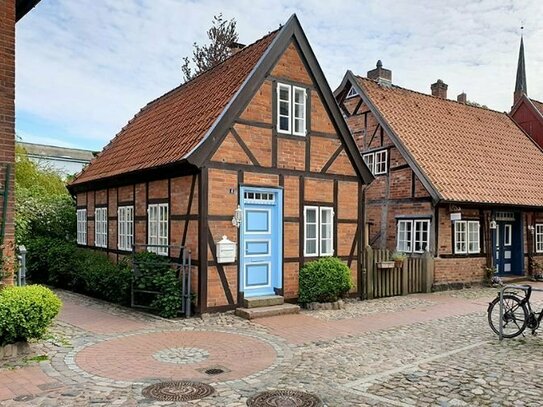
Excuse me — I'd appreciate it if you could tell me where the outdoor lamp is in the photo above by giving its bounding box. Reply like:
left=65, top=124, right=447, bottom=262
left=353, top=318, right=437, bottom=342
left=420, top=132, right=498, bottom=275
left=232, top=205, right=242, bottom=228
left=490, top=220, right=497, bottom=229
left=528, top=225, right=535, bottom=234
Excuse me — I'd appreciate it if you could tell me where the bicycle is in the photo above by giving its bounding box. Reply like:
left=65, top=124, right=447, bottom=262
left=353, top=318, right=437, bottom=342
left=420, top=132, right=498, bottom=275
left=487, top=285, right=543, bottom=338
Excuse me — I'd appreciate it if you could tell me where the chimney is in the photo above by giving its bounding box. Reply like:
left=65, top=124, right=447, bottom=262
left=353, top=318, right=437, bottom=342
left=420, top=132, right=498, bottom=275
left=367, top=60, right=392, bottom=87
left=457, top=92, right=467, bottom=104
left=228, top=42, right=246, bottom=55
left=431, top=79, right=448, bottom=99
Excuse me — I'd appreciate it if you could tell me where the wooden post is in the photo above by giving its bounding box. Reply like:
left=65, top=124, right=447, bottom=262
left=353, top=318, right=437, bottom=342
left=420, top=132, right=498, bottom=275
left=366, top=246, right=374, bottom=300
left=423, top=251, right=434, bottom=293
left=401, top=258, right=408, bottom=295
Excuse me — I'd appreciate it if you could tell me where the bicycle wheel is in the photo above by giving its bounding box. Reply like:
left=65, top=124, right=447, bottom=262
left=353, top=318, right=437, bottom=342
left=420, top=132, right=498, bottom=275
left=487, top=294, right=529, bottom=338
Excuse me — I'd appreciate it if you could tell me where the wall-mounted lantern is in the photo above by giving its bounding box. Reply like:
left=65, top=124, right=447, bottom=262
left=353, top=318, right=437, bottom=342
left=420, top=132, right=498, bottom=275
left=490, top=220, right=497, bottom=230
left=232, top=205, right=242, bottom=228
left=528, top=225, right=535, bottom=234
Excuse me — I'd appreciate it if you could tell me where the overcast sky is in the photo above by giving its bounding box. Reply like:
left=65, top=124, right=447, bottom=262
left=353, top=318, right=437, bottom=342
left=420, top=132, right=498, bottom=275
left=15, top=0, right=543, bottom=151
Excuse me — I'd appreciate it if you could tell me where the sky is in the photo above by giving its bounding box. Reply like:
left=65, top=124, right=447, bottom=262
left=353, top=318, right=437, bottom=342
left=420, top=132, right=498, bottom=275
left=15, top=0, right=543, bottom=151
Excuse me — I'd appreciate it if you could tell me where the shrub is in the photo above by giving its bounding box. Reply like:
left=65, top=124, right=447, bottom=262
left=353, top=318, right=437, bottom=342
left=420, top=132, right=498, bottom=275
left=26, top=237, right=76, bottom=286
left=298, top=257, right=353, bottom=304
left=133, top=251, right=182, bottom=318
left=0, top=285, right=62, bottom=346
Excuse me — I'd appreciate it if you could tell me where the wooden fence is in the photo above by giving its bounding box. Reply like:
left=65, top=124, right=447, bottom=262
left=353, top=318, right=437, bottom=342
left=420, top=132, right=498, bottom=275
left=364, top=247, right=434, bottom=299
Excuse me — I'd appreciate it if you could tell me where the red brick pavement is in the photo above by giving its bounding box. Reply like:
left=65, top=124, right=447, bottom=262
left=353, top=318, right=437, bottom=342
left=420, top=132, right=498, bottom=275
left=75, top=331, right=276, bottom=382
left=0, top=366, right=60, bottom=401
left=59, top=300, right=147, bottom=334
left=255, top=294, right=489, bottom=345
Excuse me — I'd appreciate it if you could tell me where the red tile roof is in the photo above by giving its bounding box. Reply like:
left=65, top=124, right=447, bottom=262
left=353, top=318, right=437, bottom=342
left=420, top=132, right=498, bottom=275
left=356, top=76, right=543, bottom=207
left=71, top=29, right=278, bottom=185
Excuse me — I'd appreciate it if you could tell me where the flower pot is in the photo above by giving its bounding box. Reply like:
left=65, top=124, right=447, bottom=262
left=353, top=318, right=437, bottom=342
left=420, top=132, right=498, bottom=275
left=377, top=261, right=395, bottom=269
left=394, top=259, right=404, bottom=268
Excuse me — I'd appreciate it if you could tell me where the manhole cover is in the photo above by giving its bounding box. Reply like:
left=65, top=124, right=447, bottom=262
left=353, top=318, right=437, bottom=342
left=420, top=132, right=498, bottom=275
left=205, top=368, right=224, bottom=375
left=247, top=390, right=323, bottom=407
left=142, top=381, right=215, bottom=401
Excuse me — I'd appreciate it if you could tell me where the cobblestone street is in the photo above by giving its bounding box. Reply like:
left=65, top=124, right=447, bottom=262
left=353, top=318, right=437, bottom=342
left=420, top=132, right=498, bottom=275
left=1, top=285, right=543, bottom=406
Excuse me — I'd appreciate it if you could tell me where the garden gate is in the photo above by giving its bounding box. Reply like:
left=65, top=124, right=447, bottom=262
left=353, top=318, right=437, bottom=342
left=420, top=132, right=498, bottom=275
left=131, top=244, right=192, bottom=317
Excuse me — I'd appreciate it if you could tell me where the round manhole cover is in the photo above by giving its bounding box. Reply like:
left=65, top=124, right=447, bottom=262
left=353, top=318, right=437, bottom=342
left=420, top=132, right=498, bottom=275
left=142, top=381, right=215, bottom=401
left=247, top=390, right=323, bottom=407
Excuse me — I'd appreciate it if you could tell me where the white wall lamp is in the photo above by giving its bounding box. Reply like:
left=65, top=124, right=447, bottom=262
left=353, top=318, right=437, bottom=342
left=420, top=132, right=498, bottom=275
left=232, top=205, right=242, bottom=228
left=490, top=220, right=497, bottom=230
left=528, top=225, right=535, bottom=234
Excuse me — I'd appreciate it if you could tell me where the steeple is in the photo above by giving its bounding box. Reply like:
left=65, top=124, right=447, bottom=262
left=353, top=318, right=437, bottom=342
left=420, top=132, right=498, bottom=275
left=514, top=33, right=527, bottom=104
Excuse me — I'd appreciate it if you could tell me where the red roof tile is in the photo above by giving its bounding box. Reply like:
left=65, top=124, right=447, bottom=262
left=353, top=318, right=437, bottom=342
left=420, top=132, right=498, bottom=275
left=356, top=76, right=543, bottom=207
left=530, top=98, right=543, bottom=116
left=71, top=29, right=278, bottom=185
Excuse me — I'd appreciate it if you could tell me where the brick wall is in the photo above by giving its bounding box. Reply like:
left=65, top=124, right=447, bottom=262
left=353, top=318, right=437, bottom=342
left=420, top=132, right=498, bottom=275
left=0, top=0, right=16, bottom=283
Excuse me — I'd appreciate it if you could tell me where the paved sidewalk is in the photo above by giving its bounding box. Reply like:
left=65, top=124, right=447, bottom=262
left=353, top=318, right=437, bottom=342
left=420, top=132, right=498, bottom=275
left=0, top=284, right=542, bottom=406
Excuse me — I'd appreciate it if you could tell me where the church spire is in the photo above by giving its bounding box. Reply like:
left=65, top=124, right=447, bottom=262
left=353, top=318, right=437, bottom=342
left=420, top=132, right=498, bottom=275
left=514, top=32, right=527, bottom=104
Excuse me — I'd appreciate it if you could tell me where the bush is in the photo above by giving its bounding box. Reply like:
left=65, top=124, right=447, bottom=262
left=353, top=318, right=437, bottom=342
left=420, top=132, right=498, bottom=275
left=0, top=285, right=62, bottom=346
left=298, top=257, right=353, bottom=304
left=26, top=237, right=132, bottom=305
left=133, top=252, right=182, bottom=318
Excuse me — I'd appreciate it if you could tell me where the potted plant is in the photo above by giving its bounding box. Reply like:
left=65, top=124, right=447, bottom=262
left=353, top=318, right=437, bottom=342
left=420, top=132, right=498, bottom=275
left=532, top=260, right=543, bottom=282
left=376, top=260, right=395, bottom=269
left=391, top=251, right=407, bottom=268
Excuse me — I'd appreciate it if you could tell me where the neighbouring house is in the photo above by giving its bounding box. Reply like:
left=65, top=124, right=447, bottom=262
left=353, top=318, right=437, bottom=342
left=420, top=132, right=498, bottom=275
left=335, top=63, right=543, bottom=288
left=0, top=0, right=41, bottom=281
left=68, top=15, right=373, bottom=313
left=510, top=37, right=543, bottom=149
left=17, top=141, right=95, bottom=178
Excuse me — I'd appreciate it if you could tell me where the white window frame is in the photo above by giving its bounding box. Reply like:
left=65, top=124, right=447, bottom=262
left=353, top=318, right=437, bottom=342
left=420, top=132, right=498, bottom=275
left=396, top=219, right=430, bottom=254
left=362, top=149, right=388, bottom=175
left=346, top=87, right=358, bottom=98
left=535, top=224, right=543, bottom=254
left=504, top=224, right=512, bottom=247
left=454, top=220, right=480, bottom=254
left=94, top=207, right=108, bottom=248
left=277, top=83, right=291, bottom=134
left=117, top=205, right=134, bottom=252
left=277, top=82, right=307, bottom=136
left=304, top=206, right=334, bottom=257
left=148, top=203, right=169, bottom=256
left=77, top=209, right=87, bottom=245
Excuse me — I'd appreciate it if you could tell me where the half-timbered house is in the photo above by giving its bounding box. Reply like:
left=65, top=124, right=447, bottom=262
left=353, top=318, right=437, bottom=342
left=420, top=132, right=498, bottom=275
left=68, top=15, right=373, bottom=314
left=335, top=63, right=543, bottom=288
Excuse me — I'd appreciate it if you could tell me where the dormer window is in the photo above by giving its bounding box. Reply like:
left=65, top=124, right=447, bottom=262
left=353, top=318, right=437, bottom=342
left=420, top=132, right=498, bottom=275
left=277, top=83, right=306, bottom=136
left=363, top=149, right=388, bottom=175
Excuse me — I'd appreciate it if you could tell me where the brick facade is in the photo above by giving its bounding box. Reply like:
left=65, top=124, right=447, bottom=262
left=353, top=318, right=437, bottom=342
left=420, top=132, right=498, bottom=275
left=0, top=0, right=16, bottom=283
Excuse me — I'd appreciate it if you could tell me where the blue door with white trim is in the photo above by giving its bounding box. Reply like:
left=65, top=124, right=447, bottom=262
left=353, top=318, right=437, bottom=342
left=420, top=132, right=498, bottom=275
left=240, top=187, right=282, bottom=297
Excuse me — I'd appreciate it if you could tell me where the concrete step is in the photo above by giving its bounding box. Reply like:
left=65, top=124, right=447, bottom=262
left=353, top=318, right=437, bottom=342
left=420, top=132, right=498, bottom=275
left=235, top=303, right=300, bottom=320
left=243, top=295, right=284, bottom=308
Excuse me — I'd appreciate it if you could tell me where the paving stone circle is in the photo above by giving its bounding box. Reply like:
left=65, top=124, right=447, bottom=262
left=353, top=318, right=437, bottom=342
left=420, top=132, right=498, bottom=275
left=247, top=390, right=323, bottom=407
left=152, top=347, right=209, bottom=364
left=141, top=380, right=215, bottom=401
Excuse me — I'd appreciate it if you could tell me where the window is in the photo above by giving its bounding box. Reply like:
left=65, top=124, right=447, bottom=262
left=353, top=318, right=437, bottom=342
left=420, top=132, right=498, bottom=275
left=536, top=224, right=543, bottom=253
left=504, top=224, right=512, bottom=246
left=304, top=206, right=334, bottom=257
left=346, top=87, right=358, bottom=98
left=396, top=219, right=430, bottom=253
left=77, top=209, right=87, bottom=245
left=148, top=203, right=168, bottom=256
left=362, top=149, right=388, bottom=175
left=118, top=206, right=134, bottom=251
left=277, top=83, right=306, bottom=136
left=94, top=207, right=107, bottom=248
left=454, top=220, right=480, bottom=254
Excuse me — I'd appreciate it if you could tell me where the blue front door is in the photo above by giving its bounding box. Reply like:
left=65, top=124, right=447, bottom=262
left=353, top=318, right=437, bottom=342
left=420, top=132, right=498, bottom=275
left=240, top=187, right=282, bottom=297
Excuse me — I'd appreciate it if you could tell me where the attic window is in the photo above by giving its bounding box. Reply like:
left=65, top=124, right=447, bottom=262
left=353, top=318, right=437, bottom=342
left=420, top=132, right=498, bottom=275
left=363, top=149, right=388, bottom=175
left=277, top=83, right=307, bottom=136
left=346, top=87, right=358, bottom=99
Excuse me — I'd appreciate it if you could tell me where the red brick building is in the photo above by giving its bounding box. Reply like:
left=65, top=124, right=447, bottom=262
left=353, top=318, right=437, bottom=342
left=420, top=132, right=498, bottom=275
left=510, top=37, right=543, bottom=149
left=336, top=64, right=543, bottom=288
left=0, top=0, right=40, bottom=282
left=69, top=15, right=373, bottom=313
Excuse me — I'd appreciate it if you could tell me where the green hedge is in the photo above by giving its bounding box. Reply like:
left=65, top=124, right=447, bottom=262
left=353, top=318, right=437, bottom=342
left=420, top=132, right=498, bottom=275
left=298, top=257, right=353, bottom=304
left=26, top=237, right=131, bottom=305
left=0, top=285, right=62, bottom=346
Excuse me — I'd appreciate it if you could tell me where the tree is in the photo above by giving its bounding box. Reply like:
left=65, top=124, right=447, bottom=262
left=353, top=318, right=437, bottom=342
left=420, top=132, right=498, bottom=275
left=181, top=14, right=239, bottom=82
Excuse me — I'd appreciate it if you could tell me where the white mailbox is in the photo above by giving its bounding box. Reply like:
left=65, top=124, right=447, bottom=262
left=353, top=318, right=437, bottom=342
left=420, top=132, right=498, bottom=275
left=217, top=235, right=236, bottom=263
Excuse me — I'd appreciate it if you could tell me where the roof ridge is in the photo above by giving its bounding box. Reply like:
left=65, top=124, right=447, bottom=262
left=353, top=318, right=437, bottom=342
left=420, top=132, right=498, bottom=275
left=355, top=75, right=505, bottom=115
left=529, top=97, right=543, bottom=105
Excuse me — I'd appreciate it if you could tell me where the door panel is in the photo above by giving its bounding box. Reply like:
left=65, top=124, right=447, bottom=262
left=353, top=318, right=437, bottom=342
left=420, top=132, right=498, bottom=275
left=495, top=221, right=514, bottom=274
left=240, top=188, right=283, bottom=297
